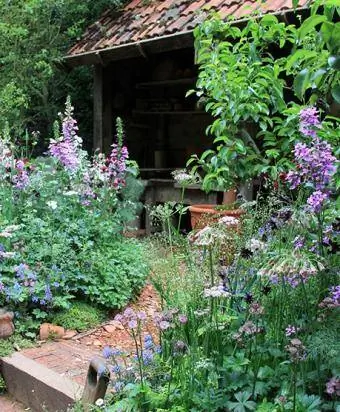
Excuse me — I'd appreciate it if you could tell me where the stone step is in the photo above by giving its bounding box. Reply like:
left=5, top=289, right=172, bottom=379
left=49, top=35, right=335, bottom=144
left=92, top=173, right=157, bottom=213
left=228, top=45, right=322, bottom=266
left=0, top=352, right=83, bottom=412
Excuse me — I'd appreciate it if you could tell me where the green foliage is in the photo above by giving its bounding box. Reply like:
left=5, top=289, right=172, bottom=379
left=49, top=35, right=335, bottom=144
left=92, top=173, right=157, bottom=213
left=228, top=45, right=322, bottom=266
left=0, top=103, right=148, bottom=336
left=0, top=0, right=127, bottom=140
left=0, top=334, right=34, bottom=357
left=52, top=302, right=105, bottom=331
left=188, top=3, right=339, bottom=190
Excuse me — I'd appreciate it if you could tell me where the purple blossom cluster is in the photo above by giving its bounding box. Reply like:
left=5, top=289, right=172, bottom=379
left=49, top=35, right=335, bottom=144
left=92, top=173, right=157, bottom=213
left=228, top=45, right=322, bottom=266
left=114, top=307, right=147, bottom=330
left=49, top=101, right=81, bottom=173
left=12, top=159, right=30, bottom=189
left=318, top=285, right=340, bottom=310
left=153, top=308, right=188, bottom=331
left=325, top=376, right=340, bottom=397
left=102, top=333, right=162, bottom=393
left=299, top=106, right=321, bottom=138
left=286, top=107, right=337, bottom=213
left=107, top=143, right=129, bottom=190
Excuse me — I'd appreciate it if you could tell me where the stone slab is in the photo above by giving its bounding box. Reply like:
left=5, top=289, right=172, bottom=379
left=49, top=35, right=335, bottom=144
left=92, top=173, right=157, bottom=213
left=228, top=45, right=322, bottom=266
left=0, top=352, right=83, bottom=412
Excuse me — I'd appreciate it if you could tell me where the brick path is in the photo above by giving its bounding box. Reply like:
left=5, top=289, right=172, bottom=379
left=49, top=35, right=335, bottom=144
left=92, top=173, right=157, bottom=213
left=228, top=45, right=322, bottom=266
left=21, top=283, right=160, bottom=387
left=0, top=395, right=26, bottom=412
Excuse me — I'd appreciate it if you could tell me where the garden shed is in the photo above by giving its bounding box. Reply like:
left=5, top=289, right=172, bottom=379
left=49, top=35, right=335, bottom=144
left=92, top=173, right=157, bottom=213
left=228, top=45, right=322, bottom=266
left=64, top=0, right=310, bottom=230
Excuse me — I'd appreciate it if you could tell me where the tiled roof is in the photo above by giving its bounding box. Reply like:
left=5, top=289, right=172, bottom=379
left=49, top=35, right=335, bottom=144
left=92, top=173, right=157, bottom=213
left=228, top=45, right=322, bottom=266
left=68, top=0, right=309, bottom=57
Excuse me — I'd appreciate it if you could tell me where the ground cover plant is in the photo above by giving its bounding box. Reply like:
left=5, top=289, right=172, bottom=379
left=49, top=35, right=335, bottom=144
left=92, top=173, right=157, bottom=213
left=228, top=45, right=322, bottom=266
left=0, top=98, right=148, bottom=338
left=91, top=2, right=339, bottom=411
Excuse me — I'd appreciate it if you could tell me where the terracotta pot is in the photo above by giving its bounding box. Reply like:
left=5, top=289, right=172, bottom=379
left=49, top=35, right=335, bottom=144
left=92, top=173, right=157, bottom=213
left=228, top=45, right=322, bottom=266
left=222, top=188, right=237, bottom=205
left=0, top=309, right=14, bottom=339
left=188, top=204, right=245, bottom=230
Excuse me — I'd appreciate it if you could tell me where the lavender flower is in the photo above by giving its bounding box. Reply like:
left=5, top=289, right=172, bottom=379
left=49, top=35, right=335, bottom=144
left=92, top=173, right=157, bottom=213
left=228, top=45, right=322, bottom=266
left=306, top=190, right=329, bottom=213
left=286, top=107, right=337, bottom=213
left=299, top=107, right=321, bottom=138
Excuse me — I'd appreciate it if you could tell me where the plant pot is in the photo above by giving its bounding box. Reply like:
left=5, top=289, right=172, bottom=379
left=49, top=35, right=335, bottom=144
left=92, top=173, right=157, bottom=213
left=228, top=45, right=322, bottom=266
left=222, top=188, right=237, bottom=205
left=188, top=204, right=245, bottom=230
left=0, top=309, right=14, bottom=339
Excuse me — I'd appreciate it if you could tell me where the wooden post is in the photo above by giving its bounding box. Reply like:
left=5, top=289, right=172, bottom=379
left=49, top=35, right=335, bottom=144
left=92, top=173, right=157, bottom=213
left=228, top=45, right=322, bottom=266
left=93, top=64, right=104, bottom=152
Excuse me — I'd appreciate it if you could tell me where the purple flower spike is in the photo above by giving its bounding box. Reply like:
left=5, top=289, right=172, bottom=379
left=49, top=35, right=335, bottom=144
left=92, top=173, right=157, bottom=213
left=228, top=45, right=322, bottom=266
left=299, top=107, right=321, bottom=138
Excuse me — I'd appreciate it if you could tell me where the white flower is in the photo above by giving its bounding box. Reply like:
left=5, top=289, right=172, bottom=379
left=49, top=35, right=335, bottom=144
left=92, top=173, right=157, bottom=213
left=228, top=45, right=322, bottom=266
left=0, top=251, right=16, bottom=258
left=204, top=285, right=231, bottom=298
left=46, top=200, right=58, bottom=210
left=0, top=232, right=12, bottom=238
left=218, top=216, right=239, bottom=226
left=4, top=225, right=21, bottom=232
left=247, top=238, right=266, bottom=253
left=95, top=398, right=104, bottom=406
left=63, top=190, right=78, bottom=196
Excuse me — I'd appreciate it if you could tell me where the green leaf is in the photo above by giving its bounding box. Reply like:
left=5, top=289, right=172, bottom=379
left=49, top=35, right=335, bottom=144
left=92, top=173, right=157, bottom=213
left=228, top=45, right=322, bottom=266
left=298, top=15, right=327, bottom=40
left=331, top=84, right=340, bottom=103
left=328, top=55, right=340, bottom=70
left=293, top=68, right=310, bottom=99
left=321, top=21, right=335, bottom=43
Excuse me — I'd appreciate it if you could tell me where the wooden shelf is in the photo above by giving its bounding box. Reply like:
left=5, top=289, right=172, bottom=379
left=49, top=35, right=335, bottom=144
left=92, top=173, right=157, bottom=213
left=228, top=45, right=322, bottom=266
left=132, top=110, right=207, bottom=115
left=136, top=78, right=196, bottom=89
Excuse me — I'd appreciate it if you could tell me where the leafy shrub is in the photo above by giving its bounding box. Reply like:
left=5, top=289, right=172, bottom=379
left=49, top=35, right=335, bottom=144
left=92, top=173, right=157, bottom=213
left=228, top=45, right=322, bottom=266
left=52, top=302, right=105, bottom=331
left=0, top=100, right=148, bottom=336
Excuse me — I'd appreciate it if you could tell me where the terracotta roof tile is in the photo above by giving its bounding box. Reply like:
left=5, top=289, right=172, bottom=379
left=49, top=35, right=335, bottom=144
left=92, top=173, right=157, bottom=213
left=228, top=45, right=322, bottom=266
left=68, top=0, right=309, bottom=56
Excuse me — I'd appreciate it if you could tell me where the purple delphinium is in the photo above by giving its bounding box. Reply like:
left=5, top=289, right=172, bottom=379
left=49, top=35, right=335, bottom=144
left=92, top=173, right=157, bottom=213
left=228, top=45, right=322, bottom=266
left=306, top=190, right=329, bottom=213
left=286, top=107, right=337, bottom=213
left=299, top=106, right=321, bottom=138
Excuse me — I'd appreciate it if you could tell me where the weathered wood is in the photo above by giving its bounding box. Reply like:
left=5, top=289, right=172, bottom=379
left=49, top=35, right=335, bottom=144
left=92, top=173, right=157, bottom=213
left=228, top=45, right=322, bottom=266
left=93, top=64, right=104, bottom=151
left=82, top=357, right=110, bottom=411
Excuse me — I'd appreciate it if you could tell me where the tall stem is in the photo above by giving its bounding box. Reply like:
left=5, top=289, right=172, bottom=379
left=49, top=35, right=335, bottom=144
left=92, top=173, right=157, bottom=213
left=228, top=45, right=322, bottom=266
left=177, top=186, right=186, bottom=234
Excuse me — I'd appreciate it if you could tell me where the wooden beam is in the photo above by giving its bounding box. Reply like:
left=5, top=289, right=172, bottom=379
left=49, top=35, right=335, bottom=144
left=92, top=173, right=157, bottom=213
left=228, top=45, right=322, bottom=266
left=93, top=65, right=104, bottom=152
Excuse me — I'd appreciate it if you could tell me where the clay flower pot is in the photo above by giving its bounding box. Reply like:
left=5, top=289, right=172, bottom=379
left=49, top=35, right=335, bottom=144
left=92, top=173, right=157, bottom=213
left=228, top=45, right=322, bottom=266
left=0, top=309, right=15, bottom=339
left=188, top=204, right=245, bottom=230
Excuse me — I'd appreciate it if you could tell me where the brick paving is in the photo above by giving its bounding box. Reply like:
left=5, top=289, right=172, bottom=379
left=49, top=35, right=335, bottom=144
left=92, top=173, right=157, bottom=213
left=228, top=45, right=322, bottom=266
left=0, top=395, right=26, bottom=412
left=21, top=283, right=160, bottom=387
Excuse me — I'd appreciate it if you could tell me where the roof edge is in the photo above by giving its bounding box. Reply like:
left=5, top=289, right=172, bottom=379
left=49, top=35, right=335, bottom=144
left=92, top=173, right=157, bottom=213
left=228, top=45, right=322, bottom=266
left=64, top=6, right=309, bottom=67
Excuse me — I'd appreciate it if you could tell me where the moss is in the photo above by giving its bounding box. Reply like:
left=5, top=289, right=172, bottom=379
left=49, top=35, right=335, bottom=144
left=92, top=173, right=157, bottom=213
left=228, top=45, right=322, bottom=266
left=52, top=301, right=106, bottom=332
